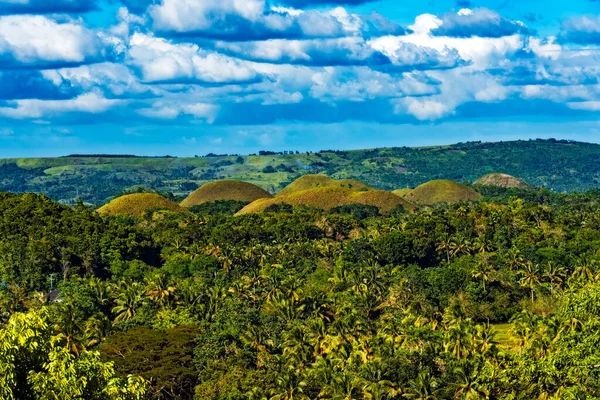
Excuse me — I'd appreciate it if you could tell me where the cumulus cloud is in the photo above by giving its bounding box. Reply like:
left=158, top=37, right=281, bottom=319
left=0, top=92, right=121, bottom=119
left=371, top=29, right=523, bottom=70
left=216, top=37, right=462, bottom=71
left=0, top=1, right=598, bottom=126
left=126, top=33, right=260, bottom=85
left=560, top=15, right=600, bottom=44
left=44, top=62, right=158, bottom=99
left=138, top=101, right=219, bottom=122
left=432, top=8, right=530, bottom=38
left=0, top=15, right=120, bottom=68
left=0, top=0, right=98, bottom=14
left=150, top=1, right=402, bottom=40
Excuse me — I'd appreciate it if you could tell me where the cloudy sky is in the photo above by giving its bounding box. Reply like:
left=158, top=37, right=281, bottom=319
left=0, top=0, right=599, bottom=156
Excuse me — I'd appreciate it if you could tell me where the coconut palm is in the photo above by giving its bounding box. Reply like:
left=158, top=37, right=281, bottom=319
left=505, top=247, right=525, bottom=271
left=270, top=368, right=309, bottom=400
left=145, top=273, right=176, bottom=307
left=471, top=256, right=495, bottom=292
left=542, top=262, right=565, bottom=295
left=437, top=234, right=453, bottom=265
left=450, top=362, right=489, bottom=399
left=403, top=369, right=440, bottom=399
left=519, top=262, right=542, bottom=304
left=111, top=281, right=145, bottom=322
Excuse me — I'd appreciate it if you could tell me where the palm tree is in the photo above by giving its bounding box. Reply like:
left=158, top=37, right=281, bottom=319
left=519, top=262, right=541, bottom=304
left=145, top=273, right=175, bottom=308
left=53, top=302, right=86, bottom=355
left=403, top=369, right=440, bottom=399
left=505, top=247, right=525, bottom=271
left=112, top=281, right=145, bottom=322
left=472, top=237, right=492, bottom=255
left=270, top=368, right=309, bottom=400
left=450, top=234, right=472, bottom=258
left=471, top=256, right=495, bottom=292
left=264, top=292, right=305, bottom=324
left=542, top=262, right=565, bottom=295
left=450, top=363, right=489, bottom=399
left=572, top=256, right=596, bottom=282
left=83, top=312, right=111, bottom=347
left=437, top=234, right=453, bottom=265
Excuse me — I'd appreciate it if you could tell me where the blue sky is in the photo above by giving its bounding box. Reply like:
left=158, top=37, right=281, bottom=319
left=0, top=0, right=599, bottom=157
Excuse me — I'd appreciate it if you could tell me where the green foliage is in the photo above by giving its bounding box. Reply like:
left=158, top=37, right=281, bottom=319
left=189, top=200, right=249, bottom=215
left=0, top=308, right=147, bottom=400
left=3, top=183, right=600, bottom=398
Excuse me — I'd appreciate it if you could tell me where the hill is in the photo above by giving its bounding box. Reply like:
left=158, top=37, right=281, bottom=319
left=180, top=180, right=272, bottom=208
left=474, top=173, right=533, bottom=190
left=392, top=188, right=413, bottom=198
left=2, top=139, right=600, bottom=204
left=97, top=193, right=186, bottom=217
left=237, top=187, right=415, bottom=215
left=404, top=180, right=482, bottom=205
left=277, top=174, right=374, bottom=197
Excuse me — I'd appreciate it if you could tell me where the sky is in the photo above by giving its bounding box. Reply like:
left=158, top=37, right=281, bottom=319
left=0, top=0, right=599, bottom=157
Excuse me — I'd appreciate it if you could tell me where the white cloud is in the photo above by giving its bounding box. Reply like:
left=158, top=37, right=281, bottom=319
left=370, top=33, right=523, bottom=70
left=0, top=92, right=121, bottom=119
left=567, top=101, right=600, bottom=111
left=0, top=15, right=112, bottom=67
left=138, top=101, right=219, bottom=122
left=149, top=0, right=265, bottom=32
left=127, top=33, right=259, bottom=84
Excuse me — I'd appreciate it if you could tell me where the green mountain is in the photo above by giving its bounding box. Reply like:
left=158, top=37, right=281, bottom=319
left=1, top=139, right=599, bottom=205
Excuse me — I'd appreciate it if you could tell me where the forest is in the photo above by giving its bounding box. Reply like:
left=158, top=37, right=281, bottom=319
left=1, top=183, right=600, bottom=399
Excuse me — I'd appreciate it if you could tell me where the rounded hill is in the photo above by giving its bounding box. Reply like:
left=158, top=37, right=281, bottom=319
left=404, top=180, right=482, bottom=205
left=97, top=193, right=186, bottom=217
left=180, top=180, right=273, bottom=208
left=277, top=175, right=374, bottom=197
left=237, top=187, right=415, bottom=215
left=474, top=173, right=532, bottom=190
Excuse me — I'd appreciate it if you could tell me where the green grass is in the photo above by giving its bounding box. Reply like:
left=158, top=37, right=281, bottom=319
left=277, top=174, right=374, bottom=197
left=180, top=180, right=273, bottom=208
left=492, top=323, right=519, bottom=351
left=404, top=180, right=482, bottom=205
left=237, top=186, right=415, bottom=215
left=475, top=173, right=533, bottom=190
left=98, top=193, right=187, bottom=217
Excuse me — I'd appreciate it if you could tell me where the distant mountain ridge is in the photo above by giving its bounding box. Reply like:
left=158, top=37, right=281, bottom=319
left=1, top=139, right=600, bottom=205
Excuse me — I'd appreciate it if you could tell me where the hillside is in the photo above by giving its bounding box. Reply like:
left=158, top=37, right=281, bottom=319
left=97, top=193, right=186, bottom=217
left=392, top=188, right=413, bottom=198
left=277, top=174, right=374, bottom=196
left=237, top=186, right=415, bottom=214
left=474, top=173, right=533, bottom=190
left=1, top=139, right=600, bottom=204
left=180, top=180, right=272, bottom=208
left=404, top=180, right=482, bottom=205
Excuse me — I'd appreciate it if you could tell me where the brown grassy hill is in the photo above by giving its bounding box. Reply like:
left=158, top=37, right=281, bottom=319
left=404, top=180, right=482, bottom=205
left=392, top=188, right=413, bottom=198
left=237, top=187, right=415, bottom=215
left=181, top=180, right=273, bottom=208
left=97, top=193, right=186, bottom=217
left=474, top=173, right=532, bottom=190
left=277, top=174, right=374, bottom=197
